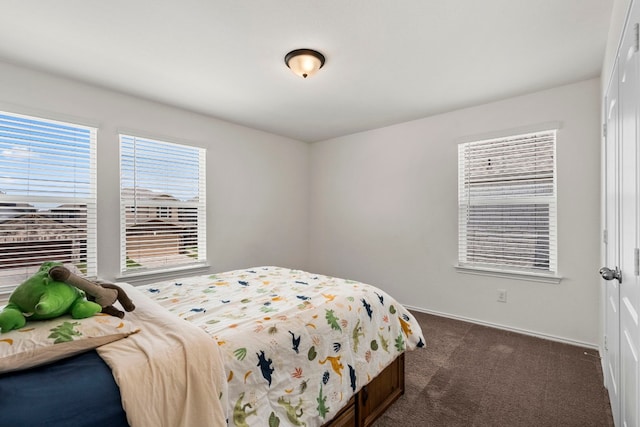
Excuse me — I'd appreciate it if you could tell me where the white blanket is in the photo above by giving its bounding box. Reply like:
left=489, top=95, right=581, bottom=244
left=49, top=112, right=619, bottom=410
left=139, top=267, right=426, bottom=426
left=97, top=282, right=228, bottom=427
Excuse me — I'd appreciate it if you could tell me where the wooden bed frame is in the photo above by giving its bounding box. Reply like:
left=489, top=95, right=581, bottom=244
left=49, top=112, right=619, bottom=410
left=324, top=353, right=405, bottom=427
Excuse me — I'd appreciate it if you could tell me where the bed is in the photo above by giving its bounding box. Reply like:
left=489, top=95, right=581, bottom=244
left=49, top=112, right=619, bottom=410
left=0, top=266, right=424, bottom=426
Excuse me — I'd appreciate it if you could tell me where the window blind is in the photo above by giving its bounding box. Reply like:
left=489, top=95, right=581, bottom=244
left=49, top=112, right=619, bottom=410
left=120, top=134, right=206, bottom=274
left=0, top=111, right=97, bottom=291
left=458, top=130, right=557, bottom=275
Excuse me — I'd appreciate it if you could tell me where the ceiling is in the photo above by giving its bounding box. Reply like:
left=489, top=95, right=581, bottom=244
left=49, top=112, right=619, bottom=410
left=0, top=1, right=613, bottom=142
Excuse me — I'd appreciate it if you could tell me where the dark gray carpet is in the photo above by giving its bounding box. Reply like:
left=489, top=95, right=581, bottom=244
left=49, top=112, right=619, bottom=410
left=373, top=311, right=614, bottom=426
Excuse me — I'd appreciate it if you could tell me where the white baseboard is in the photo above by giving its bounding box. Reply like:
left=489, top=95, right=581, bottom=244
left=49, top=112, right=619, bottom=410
left=404, top=304, right=600, bottom=351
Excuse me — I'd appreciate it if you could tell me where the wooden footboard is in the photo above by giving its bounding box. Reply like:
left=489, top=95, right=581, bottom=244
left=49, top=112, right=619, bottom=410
left=324, top=352, right=405, bottom=427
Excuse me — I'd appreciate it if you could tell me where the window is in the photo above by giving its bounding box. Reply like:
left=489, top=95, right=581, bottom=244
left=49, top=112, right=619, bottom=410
left=457, top=130, right=557, bottom=278
left=120, top=134, right=206, bottom=274
left=0, top=111, right=97, bottom=292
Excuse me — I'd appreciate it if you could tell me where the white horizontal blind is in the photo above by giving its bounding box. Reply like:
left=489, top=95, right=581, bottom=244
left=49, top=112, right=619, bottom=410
left=0, top=111, right=97, bottom=291
left=458, top=130, right=557, bottom=274
left=120, top=134, right=206, bottom=274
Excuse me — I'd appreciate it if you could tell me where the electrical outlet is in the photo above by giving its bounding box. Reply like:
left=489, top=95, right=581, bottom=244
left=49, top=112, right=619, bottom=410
left=497, top=289, right=507, bottom=303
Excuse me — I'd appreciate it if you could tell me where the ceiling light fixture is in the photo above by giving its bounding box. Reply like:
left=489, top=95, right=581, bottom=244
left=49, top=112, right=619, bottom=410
left=284, top=49, right=325, bottom=79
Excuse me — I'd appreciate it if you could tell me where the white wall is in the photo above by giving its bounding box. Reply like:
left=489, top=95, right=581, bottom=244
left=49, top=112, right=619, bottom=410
left=0, top=60, right=604, bottom=345
left=0, top=61, right=310, bottom=282
left=309, top=78, right=602, bottom=346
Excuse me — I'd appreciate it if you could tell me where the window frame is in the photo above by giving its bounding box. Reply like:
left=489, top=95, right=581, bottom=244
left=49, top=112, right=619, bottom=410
left=456, top=128, right=561, bottom=284
left=118, top=133, right=207, bottom=278
left=0, top=110, right=97, bottom=296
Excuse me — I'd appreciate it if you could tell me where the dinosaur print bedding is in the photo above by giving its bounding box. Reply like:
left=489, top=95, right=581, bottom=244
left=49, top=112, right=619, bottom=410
left=139, top=266, right=425, bottom=426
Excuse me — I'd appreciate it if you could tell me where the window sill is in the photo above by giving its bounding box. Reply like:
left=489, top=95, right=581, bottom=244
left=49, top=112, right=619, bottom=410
left=454, top=264, right=562, bottom=284
left=116, top=263, right=211, bottom=285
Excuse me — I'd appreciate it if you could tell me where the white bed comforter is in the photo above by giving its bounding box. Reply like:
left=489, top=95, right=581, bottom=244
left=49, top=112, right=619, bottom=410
left=139, top=266, right=425, bottom=426
left=96, top=282, right=228, bottom=427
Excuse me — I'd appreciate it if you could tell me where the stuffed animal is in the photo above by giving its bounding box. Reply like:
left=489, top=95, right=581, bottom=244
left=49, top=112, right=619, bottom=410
left=0, top=262, right=102, bottom=333
left=48, top=265, right=135, bottom=319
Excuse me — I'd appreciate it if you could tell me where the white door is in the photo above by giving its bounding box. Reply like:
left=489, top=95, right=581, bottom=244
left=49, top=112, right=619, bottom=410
left=619, top=9, right=640, bottom=424
left=604, top=59, right=621, bottom=427
left=608, top=5, right=640, bottom=425
left=603, top=3, right=640, bottom=426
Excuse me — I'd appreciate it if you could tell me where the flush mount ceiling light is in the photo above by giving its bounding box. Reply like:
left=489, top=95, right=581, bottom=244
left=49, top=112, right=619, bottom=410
left=284, top=49, right=325, bottom=79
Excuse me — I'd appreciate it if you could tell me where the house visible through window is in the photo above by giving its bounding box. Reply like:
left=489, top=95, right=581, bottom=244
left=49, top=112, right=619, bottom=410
left=458, top=130, right=557, bottom=276
left=0, top=111, right=97, bottom=292
left=156, top=206, right=170, bottom=218
left=120, top=134, right=206, bottom=273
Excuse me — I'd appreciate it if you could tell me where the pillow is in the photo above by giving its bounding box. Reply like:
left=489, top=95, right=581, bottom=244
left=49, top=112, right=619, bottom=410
left=0, top=313, right=140, bottom=373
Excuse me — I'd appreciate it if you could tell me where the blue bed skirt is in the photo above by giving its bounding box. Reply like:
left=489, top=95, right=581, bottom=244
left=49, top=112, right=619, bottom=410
left=0, top=350, right=129, bottom=427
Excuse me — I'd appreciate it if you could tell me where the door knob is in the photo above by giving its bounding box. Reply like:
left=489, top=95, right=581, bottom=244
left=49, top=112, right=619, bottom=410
left=599, top=266, right=622, bottom=283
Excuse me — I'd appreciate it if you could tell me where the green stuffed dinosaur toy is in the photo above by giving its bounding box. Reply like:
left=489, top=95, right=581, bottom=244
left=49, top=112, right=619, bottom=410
left=0, top=261, right=103, bottom=333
